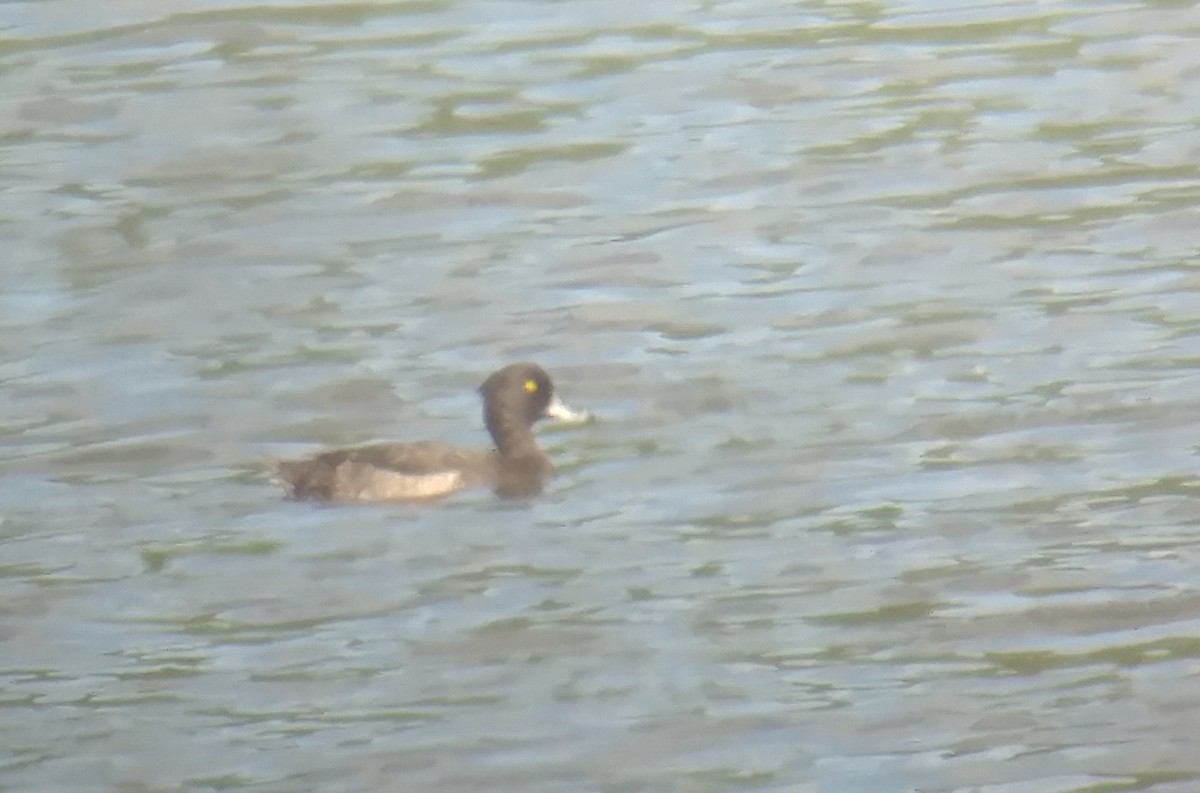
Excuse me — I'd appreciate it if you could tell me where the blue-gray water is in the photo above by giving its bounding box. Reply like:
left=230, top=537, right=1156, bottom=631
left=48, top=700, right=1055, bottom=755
left=4, top=1, right=1200, bottom=791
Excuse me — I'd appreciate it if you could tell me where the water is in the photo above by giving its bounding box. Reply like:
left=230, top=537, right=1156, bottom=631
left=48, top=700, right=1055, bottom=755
left=4, top=1, right=1200, bottom=791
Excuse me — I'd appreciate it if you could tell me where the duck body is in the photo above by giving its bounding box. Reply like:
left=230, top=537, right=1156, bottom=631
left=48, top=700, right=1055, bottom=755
left=276, top=362, right=585, bottom=502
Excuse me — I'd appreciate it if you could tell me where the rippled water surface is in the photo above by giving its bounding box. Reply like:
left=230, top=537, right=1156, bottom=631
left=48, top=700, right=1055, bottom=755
left=5, top=1, right=1200, bottom=791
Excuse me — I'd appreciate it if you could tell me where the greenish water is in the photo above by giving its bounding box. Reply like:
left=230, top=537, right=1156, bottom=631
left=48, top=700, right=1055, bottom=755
left=3, top=1, right=1200, bottom=791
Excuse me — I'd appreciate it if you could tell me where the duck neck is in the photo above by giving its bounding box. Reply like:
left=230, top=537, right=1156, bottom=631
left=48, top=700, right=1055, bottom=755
left=485, top=409, right=539, bottom=458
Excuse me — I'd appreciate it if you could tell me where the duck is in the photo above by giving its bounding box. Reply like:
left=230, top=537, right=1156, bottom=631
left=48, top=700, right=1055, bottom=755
left=275, top=362, right=589, bottom=501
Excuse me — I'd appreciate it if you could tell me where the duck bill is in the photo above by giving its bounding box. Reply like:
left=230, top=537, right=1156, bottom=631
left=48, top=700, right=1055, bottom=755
left=543, top=394, right=591, bottom=424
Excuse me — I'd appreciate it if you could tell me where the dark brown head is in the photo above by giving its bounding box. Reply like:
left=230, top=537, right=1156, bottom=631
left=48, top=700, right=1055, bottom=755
left=479, top=362, right=588, bottom=455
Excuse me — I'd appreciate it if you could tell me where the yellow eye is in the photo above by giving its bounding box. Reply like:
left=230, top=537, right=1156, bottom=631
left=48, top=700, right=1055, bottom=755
left=524, top=379, right=539, bottom=393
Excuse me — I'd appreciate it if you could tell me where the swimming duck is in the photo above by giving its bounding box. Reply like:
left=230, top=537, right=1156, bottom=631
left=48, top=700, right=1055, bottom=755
left=276, top=362, right=588, bottom=501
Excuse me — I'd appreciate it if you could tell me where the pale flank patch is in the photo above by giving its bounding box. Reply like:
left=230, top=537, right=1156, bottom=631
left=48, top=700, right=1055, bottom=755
left=355, top=468, right=465, bottom=501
